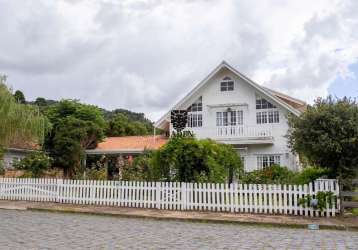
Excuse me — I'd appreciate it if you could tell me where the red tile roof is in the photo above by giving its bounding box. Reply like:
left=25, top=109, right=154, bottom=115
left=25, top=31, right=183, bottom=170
left=93, top=135, right=168, bottom=153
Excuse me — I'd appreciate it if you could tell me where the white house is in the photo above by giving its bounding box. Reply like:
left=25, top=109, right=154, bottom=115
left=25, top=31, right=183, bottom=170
left=155, top=61, right=306, bottom=172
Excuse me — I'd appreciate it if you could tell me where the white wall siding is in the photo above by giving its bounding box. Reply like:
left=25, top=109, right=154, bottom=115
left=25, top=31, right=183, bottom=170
left=170, top=67, right=299, bottom=171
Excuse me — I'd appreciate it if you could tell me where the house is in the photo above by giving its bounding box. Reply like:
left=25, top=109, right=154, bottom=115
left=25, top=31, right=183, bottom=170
left=85, top=135, right=168, bottom=178
left=155, top=61, right=306, bottom=172
left=1, top=142, right=39, bottom=169
left=86, top=135, right=168, bottom=156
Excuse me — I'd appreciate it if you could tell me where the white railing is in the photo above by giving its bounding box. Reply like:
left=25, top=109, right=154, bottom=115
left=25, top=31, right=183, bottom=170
left=0, top=178, right=339, bottom=217
left=216, top=125, right=272, bottom=139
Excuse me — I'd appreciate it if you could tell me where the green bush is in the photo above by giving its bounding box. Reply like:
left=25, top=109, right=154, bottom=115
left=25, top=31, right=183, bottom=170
left=241, top=165, right=295, bottom=184
left=85, top=167, right=107, bottom=180
left=121, top=153, right=151, bottom=181
left=0, top=161, right=4, bottom=175
left=0, top=148, right=4, bottom=175
left=129, top=135, right=243, bottom=183
left=293, top=166, right=329, bottom=184
left=241, top=165, right=329, bottom=184
left=14, top=152, right=52, bottom=177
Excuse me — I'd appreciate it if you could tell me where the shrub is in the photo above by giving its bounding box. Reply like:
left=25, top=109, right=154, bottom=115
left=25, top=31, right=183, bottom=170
left=85, top=167, right=107, bottom=180
left=241, top=165, right=295, bottom=184
left=0, top=161, right=4, bottom=176
left=121, top=153, right=151, bottom=181
left=0, top=148, right=4, bottom=175
left=241, top=165, right=329, bottom=184
left=130, top=135, right=243, bottom=183
left=292, top=166, right=329, bottom=184
left=14, top=152, right=52, bottom=177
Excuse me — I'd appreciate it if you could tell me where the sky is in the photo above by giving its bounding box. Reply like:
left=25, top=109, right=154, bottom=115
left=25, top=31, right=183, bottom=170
left=0, top=0, right=357, bottom=121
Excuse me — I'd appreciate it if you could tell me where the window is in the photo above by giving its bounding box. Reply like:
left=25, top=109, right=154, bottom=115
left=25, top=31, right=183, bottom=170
left=220, top=77, right=234, bottom=91
left=241, top=156, right=245, bottom=168
left=216, top=111, right=243, bottom=126
left=257, top=155, right=281, bottom=169
left=187, top=96, right=203, bottom=127
left=256, top=95, right=279, bottom=124
left=187, top=114, right=202, bottom=127
left=268, top=110, right=279, bottom=123
left=256, top=97, right=276, bottom=109
left=216, top=112, right=223, bottom=126
left=257, top=111, right=279, bottom=124
left=187, top=96, right=202, bottom=112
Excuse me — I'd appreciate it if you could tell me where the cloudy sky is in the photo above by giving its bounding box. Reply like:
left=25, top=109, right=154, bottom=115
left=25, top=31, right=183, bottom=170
left=1, top=0, right=358, bottom=121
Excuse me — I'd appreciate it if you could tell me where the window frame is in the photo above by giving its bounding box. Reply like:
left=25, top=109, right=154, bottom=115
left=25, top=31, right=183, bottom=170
left=257, top=154, right=281, bottom=169
left=216, top=110, right=243, bottom=127
left=187, top=96, right=203, bottom=128
left=220, top=77, right=234, bottom=92
left=187, top=113, right=203, bottom=128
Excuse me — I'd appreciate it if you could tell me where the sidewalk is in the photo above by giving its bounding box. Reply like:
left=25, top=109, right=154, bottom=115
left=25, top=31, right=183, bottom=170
left=0, top=200, right=357, bottom=231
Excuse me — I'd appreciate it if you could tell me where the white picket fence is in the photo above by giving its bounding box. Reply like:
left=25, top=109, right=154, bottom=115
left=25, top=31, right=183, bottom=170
left=0, top=178, right=339, bottom=217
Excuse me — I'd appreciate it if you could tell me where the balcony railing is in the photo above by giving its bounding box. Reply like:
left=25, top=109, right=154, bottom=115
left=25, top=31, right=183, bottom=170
left=184, top=125, right=273, bottom=141
left=216, top=125, right=272, bottom=139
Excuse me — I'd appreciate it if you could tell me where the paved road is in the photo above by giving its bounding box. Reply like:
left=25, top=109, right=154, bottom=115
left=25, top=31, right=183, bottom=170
left=0, top=210, right=357, bottom=249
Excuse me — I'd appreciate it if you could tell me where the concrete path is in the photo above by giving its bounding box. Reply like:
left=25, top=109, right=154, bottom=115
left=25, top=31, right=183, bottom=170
left=0, top=200, right=357, bottom=231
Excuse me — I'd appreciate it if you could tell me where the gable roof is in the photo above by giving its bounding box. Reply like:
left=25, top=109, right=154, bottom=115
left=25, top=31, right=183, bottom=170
left=155, top=61, right=304, bottom=129
left=85, top=135, right=168, bottom=155
left=263, top=87, right=307, bottom=112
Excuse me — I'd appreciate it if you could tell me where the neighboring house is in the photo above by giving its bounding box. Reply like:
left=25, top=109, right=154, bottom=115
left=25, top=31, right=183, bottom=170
left=86, top=135, right=168, bottom=157
left=2, top=143, right=39, bottom=169
left=155, top=61, right=306, bottom=172
left=85, top=135, right=168, bottom=179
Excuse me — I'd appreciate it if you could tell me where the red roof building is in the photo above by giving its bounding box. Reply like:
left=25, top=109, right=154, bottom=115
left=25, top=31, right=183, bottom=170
left=85, top=135, right=168, bottom=155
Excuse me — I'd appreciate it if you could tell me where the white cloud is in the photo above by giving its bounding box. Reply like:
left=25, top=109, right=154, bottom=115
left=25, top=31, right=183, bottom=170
left=0, top=0, right=357, bottom=121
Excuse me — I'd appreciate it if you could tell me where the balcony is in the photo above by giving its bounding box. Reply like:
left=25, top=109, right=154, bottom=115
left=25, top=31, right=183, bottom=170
left=185, top=125, right=273, bottom=144
left=217, top=125, right=272, bottom=138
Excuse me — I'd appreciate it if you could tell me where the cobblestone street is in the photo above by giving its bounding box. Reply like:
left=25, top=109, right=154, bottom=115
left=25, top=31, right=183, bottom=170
left=0, top=210, right=357, bottom=249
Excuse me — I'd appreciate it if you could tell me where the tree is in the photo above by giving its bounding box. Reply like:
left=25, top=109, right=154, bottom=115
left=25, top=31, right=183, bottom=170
left=0, top=76, right=46, bottom=148
left=288, top=96, right=358, bottom=179
left=13, top=90, right=26, bottom=104
left=103, top=108, right=154, bottom=134
left=106, top=113, right=150, bottom=136
left=129, top=135, right=243, bottom=183
left=44, top=100, right=106, bottom=176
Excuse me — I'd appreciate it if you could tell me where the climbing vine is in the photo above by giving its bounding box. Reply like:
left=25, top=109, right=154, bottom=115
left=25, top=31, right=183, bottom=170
left=298, top=191, right=336, bottom=211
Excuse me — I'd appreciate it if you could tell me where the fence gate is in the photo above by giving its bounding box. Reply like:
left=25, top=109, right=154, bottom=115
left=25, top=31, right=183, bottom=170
left=0, top=178, right=57, bottom=202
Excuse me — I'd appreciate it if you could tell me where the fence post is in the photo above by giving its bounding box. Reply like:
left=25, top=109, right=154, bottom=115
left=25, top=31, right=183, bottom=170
left=156, top=182, right=161, bottom=209
left=338, top=179, right=343, bottom=216
left=56, top=179, right=63, bottom=203
left=181, top=182, right=186, bottom=210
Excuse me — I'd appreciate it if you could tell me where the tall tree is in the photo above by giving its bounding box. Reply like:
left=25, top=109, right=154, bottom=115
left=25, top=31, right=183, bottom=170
left=106, top=113, right=149, bottom=136
left=288, top=96, right=358, bottom=179
left=13, top=90, right=26, bottom=104
left=44, top=100, right=106, bottom=176
left=0, top=76, right=46, bottom=148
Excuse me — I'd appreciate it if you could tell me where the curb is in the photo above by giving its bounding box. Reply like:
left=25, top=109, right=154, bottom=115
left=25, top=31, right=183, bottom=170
left=0, top=205, right=27, bottom=211
left=26, top=206, right=358, bottom=232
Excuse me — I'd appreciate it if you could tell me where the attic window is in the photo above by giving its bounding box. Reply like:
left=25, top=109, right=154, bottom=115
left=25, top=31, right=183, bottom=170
left=256, top=96, right=276, bottom=109
left=220, top=77, right=234, bottom=91
left=187, top=96, right=202, bottom=112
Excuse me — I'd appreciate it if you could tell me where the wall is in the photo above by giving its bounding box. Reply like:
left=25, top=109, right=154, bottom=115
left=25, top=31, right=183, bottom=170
left=170, top=67, right=299, bottom=171
left=2, top=150, right=29, bottom=169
